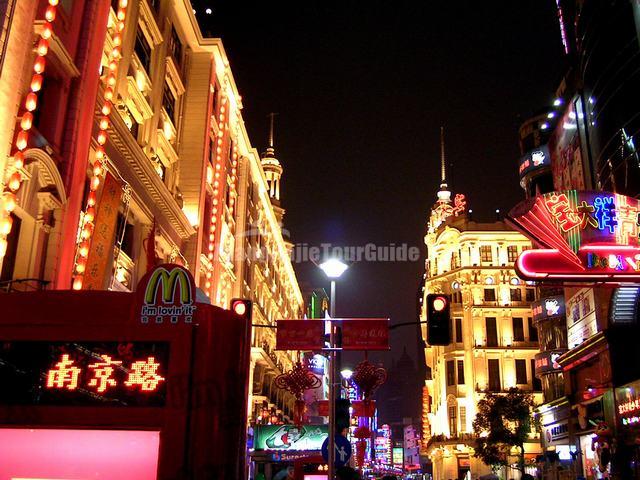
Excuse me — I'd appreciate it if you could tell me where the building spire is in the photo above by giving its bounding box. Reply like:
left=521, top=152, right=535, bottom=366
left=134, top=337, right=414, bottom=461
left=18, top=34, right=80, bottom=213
left=440, top=126, right=447, bottom=187
left=267, top=112, right=277, bottom=151
left=436, top=126, right=451, bottom=204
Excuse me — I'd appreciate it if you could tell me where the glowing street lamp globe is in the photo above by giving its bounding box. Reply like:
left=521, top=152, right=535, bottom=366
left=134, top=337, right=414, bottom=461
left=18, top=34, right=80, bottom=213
left=340, top=369, right=353, bottom=380
left=319, top=259, right=348, bottom=279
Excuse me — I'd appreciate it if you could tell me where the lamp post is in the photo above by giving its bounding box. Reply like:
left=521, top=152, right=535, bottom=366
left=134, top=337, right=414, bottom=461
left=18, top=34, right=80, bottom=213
left=319, top=258, right=348, bottom=479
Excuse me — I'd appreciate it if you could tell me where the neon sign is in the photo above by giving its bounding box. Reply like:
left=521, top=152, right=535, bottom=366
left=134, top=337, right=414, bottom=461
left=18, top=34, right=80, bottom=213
left=508, top=191, right=640, bottom=281
left=519, top=145, right=550, bottom=179
left=46, top=354, right=165, bottom=393
left=0, top=342, right=169, bottom=406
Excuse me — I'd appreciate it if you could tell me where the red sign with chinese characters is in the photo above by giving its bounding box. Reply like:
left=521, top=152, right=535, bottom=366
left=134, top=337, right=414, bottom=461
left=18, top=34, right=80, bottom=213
left=0, top=341, right=169, bottom=407
left=341, top=319, right=389, bottom=351
left=276, top=320, right=325, bottom=350
left=83, top=172, right=122, bottom=290
left=46, top=354, right=164, bottom=393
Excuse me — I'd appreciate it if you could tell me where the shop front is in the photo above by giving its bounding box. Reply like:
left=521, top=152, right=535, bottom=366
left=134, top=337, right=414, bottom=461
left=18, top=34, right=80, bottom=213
left=0, top=264, right=252, bottom=480
left=615, top=379, right=640, bottom=478
left=251, top=424, right=329, bottom=480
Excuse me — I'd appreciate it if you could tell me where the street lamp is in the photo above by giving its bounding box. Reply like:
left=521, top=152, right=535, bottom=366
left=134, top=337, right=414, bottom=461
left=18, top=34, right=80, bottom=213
left=340, top=369, right=353, bottom=380
left=319, top=258, right=348, bottom=479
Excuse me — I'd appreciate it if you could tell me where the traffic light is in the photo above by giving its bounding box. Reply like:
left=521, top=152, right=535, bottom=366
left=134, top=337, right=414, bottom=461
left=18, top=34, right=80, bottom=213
left=335, top=398, right=351, bottom=433
left=426, top=293, right=451, bottom=345
left=231, top=298, right=252, bottom=321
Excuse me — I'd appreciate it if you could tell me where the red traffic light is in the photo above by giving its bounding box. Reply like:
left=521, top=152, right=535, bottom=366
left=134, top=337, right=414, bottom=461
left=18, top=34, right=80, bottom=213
left=432, top=296, right=447, bottom=312
left=232, top=300, right=247, bottom=316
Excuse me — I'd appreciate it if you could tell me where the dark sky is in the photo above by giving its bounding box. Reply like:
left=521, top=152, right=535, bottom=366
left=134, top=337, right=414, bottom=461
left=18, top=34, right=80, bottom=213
left=194, top=2, right=567, bottom=368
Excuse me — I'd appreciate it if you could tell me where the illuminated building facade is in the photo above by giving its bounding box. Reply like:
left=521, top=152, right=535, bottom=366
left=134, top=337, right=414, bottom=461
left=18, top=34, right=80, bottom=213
left=420, top=140, right=542, bottom=479
left=507, top=5, right=640, bottom=477
left=0, top=0, right=302, bottom=429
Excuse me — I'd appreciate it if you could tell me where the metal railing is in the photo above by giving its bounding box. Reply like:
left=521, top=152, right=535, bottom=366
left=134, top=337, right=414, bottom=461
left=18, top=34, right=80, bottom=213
left=0, top=278, right=50, bottom=293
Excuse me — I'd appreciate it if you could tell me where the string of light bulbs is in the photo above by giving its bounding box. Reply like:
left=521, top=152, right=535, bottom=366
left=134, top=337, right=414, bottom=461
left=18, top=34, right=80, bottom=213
left=72, top=0, right=129, bottom=290
left=204, top=95, right=228, bottom=296
left=0, top=0, right=60, bottom=259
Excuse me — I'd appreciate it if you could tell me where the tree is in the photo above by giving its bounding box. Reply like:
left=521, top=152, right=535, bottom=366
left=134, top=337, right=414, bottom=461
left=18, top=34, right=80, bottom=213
left=472, top=387, right=536, bottom=474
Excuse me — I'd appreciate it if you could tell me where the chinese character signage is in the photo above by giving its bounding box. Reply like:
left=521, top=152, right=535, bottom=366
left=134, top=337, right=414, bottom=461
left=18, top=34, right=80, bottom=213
left=341, top=319, right=389, bottom=351
left=253, top=424, right=328, bottom=451
left=276, top=320, right=325, bottom=350
left=0, top=341, right=169, bottom=406
left=135, top=264, right=197, bottom=324
left=534, top=350, right=564, bottom=376
left=83, top=173, right=122, bottom=290
left=532, top=295, right=565, bottom=322
left=566, top=288, right=598, bottom=348
left=616, top=380, right=640, bottom=426
left=509, top=191, right=640, bottom=281
left=519, top=144, right=550, bottom=179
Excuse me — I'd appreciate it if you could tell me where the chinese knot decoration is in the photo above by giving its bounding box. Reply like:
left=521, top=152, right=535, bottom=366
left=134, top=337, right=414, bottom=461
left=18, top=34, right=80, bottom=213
left=352, top=360, right=387, bottom=400
left=353, top=426, right=372, bottom=467
left=275, top=362, right=321, bottom=426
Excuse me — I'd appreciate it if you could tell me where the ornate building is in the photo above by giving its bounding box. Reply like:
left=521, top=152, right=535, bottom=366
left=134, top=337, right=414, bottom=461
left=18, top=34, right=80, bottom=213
left=0, top=0, right=302, bottom=425
left=419, top=133, right=543, bottom=479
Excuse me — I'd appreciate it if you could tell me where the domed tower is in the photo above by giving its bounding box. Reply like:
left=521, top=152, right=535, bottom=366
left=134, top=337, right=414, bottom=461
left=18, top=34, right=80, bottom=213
left=261, top=113, right=285, bottom=223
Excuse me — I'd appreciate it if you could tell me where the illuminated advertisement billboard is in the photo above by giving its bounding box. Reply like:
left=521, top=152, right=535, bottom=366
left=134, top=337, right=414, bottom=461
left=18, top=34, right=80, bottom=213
left=549, top=99, right=586, bottom=191
left=0, top=341, right=169, bottom=406
left=532, top=295, right=565, bottom=322
left=566, top=288, right=599, bottom=348
left=0, top=428, right=160, bottom=480
left=253, top=425, right=328, bottom=451
left=509, top=191, right=640, bottom=281
left=519, top=144, right=550, bottom=179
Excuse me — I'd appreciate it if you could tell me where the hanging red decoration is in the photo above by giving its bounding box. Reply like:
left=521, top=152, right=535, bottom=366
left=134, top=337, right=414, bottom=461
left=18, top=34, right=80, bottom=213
left=275, top=362, right=321, bottom=426
left=352, top=360, right=387, bottom=401
left=72, top=0, right=129, bottom=289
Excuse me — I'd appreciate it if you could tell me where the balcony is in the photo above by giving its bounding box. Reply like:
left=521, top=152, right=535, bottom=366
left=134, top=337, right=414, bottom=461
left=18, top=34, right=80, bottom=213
left=0, top=278, right=50, bottom=293
left=426, top=433, right=477, bottom=449
left=110, top=248, right=134, bottom=292
left=474, top=337, right=538, bottom=350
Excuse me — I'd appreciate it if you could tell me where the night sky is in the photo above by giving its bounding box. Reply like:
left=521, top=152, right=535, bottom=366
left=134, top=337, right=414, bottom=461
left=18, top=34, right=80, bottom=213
left=194, top=2, right=567, bottom=372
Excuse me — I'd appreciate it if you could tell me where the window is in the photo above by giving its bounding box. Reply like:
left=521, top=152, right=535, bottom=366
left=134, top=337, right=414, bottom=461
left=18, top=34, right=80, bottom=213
left=168, top=26, right=183, bottom=68
left=459, top=406, right=467, bottom=433
left=163, top=83, right=176, bottom=123
left=515, top=359, right=527, bottom=384
left=484, top=288, right=496, bottom=302
left=488, top=359, right=501, bottom=391
left=526, top=288, right=536, bottom=302
left=507, top=245, right=518, bottom=262
left=512, top=317, right=524, bottom=342
left=448, top=405, right=458, bottom=437
left=455, top=318, right=463, bottom=343
left=0, top=214, right=20, bottom=282
left=457, top=360, right=465, bottom=384
left=486, top=317, right=498, bottom=347
left=510, top=288, right=522, bottom=302
left=115, top=213, right=134, bottom=259
left=532, top=359, right=543, bottom=391
left=528, top=317, right=538, bottom=342
left=452, top=290, right=463, bottom=304
left=134, top=29, right=152, bottom=73
left=446, top=360, right=455, bottom=386
left=451, top=251, right=460, bottom=270
left=480, top=245, right=492, bottom=263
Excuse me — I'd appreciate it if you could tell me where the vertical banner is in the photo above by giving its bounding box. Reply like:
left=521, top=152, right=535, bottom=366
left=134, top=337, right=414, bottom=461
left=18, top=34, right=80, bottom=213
left=83, top=172, right=122, bottom=290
